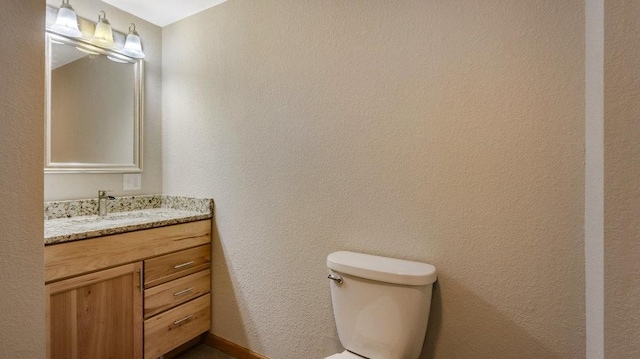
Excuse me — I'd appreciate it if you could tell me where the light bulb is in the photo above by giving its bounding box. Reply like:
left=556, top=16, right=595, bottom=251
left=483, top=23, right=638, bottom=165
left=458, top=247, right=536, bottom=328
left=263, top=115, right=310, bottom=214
left=91, top=11, right=114, bottom=48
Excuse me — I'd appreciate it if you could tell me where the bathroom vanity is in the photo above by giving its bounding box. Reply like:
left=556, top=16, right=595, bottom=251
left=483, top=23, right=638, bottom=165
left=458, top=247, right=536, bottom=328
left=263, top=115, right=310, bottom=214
left=44, top=196, right=213, bottom=359
left=43, top=6, right=214, bottom=357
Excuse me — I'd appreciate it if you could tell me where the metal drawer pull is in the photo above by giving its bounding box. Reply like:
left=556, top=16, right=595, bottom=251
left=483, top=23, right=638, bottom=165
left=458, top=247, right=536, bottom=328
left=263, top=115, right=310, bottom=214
left=328, top=273, right=343, bottom=284
left=173, top=315, right=193, bottom=325
left=173, top=287, right=194, bottom=297
left=174, top=261, right=194, bottom=269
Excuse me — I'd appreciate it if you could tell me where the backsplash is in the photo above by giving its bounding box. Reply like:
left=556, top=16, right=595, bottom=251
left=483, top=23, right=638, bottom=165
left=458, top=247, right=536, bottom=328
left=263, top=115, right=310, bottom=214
left=162, top=195, right=212, bottom=213
left=45, top=195, right=213, bottom=220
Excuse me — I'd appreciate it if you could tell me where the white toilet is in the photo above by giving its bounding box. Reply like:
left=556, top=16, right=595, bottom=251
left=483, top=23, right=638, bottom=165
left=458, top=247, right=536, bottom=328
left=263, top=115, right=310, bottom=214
left=325, top=251, right=437, bottom=359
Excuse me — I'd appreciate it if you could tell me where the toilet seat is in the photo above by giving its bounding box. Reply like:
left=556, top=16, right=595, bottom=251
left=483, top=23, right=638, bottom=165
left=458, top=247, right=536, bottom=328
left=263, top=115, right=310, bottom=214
left=324, top=350, right=365, bottom=359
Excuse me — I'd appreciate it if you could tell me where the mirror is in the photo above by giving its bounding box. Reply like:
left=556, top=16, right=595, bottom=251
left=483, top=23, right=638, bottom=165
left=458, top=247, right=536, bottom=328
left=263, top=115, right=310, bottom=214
left=45, top=32, right=143, bottom=173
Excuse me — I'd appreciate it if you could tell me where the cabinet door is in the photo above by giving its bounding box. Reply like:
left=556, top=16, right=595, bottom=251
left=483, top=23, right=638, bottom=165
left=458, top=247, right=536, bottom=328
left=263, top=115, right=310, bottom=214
left=46, top=262, right=143, bottom=359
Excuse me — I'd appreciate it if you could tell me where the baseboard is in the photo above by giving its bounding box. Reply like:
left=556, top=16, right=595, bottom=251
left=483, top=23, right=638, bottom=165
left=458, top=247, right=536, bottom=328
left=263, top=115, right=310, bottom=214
left=203, top=332, right=270, bottom=359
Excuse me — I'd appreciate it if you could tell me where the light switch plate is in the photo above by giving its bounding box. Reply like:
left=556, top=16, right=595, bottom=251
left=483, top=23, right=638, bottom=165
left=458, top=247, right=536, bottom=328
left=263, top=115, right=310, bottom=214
left=123, top=173, right=142, bottom=191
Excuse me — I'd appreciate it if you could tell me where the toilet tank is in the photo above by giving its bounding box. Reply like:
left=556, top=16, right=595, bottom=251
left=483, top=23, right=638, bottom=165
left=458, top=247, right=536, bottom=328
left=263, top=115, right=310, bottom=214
left=327, top=251, right=437, bottom=359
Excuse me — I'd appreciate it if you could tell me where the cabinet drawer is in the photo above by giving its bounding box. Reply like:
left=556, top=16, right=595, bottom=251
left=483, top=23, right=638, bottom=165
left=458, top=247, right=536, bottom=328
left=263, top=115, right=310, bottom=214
left=144, top=270, right=210, bottom=318
left=144, top=245, right=210, bottom=288
left=144, top=293, right=210, bottom=359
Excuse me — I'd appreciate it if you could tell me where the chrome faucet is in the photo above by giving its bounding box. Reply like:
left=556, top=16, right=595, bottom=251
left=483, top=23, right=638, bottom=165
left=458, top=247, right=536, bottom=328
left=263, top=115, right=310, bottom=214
left=98, top=190, right=115, bottom=216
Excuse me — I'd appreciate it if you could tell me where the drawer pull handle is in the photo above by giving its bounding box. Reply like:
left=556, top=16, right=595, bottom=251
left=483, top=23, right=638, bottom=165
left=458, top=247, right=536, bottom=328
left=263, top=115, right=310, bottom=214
left=173, top=287, right=194, bottom=297
left=173, top=315, right=193, bottom=326
left=174, top=261, right=194, bottom=269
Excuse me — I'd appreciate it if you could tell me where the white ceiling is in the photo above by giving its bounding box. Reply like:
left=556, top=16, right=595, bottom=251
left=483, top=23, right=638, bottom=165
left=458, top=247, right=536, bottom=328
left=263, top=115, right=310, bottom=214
left=101, top=0, right=228, bottom=27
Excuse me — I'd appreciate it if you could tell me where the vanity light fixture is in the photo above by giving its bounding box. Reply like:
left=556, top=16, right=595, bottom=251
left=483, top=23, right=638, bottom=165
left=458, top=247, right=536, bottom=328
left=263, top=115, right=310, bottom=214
left=51, top=0, right=82, bottom=38
left=91, top=11, right=114, bottom=48
left=107, top=55, right=128, bottom=63
left=75, top=46, right=100, bottom=55
left=121, top=23, right=145, bottom=59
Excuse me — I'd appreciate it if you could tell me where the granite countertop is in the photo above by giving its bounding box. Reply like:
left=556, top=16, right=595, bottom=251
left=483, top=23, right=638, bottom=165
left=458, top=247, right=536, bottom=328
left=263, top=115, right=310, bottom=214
left=44, top=195, right=213, bottom=245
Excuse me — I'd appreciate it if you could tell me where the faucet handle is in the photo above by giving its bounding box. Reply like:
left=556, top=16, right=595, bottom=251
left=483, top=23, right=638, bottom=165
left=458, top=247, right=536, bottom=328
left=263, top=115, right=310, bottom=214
left=98, top=190, right=115, bottom=199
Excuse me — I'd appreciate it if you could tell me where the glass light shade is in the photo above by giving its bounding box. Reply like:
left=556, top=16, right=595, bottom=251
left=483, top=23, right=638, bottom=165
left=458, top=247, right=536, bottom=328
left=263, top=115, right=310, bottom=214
left=51, top=1, right=82, bottom=38
left=75, top=46, right=99, bottom=55
left=91, top=11, right=114, bottom=48
left=107, top=55, right=128, bottom=63
left=121, top=24, right=145, bottom=59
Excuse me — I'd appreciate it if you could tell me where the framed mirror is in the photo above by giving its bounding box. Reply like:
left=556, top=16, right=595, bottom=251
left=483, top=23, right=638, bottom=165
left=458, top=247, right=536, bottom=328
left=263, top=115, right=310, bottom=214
left=45, top=31, right=143, bottom=173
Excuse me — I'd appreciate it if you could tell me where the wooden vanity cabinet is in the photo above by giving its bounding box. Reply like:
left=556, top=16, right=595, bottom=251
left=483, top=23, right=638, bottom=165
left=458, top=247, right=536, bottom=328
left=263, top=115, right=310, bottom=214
left=46, top=262, right=143, bottom=359
left=45, top=220, right=212, bottom=359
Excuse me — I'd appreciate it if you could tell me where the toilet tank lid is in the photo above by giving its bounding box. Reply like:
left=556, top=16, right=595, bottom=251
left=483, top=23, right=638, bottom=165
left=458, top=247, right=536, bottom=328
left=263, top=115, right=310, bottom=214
left=327, top=251, right=437, bottom=286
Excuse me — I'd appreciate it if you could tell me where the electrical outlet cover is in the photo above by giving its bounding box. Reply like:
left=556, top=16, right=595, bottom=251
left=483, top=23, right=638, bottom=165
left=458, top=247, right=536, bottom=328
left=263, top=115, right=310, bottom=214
left=123, top=173, right=142, bottom=191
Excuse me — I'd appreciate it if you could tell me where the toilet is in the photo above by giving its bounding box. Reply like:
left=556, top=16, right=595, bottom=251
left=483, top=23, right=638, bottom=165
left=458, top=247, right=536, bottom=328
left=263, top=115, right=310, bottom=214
left=325, top=251, right=437, bottom=359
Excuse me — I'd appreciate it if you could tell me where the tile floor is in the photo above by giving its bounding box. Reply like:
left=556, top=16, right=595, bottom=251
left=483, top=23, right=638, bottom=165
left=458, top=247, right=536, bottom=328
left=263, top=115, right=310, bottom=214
left=173, top=344, right=236, bottom=359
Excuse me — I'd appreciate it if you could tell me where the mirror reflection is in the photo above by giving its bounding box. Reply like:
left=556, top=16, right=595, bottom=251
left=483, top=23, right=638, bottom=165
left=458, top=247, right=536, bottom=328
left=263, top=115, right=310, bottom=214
left=45, top=33, right=143, bottom=173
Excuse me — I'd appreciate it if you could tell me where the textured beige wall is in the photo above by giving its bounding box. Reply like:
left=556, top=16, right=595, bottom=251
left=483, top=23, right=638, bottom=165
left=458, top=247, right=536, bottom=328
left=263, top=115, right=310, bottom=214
left=44, top=0, right=162, bottom=201
left=0, top=1, right=46, bottom=357
left=162, top=1, right=585, bottom=358
left=584, top=0, right=604, bottom=357
left=604, top=1, right=640, bottom=357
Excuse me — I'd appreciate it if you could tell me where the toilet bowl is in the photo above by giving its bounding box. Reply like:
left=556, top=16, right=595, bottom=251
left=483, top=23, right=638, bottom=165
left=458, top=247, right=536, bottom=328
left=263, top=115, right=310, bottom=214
left=325, top=251, right=437, bottom=359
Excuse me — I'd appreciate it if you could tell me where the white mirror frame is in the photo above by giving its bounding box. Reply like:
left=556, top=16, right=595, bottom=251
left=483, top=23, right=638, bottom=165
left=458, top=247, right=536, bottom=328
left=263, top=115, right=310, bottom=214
left=45, top=31, right=144, bottom=173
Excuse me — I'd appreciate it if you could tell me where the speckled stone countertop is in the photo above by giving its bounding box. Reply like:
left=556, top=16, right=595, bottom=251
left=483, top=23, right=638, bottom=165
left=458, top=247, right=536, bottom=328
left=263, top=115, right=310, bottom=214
left=44, top=195, right=213, bottom=245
